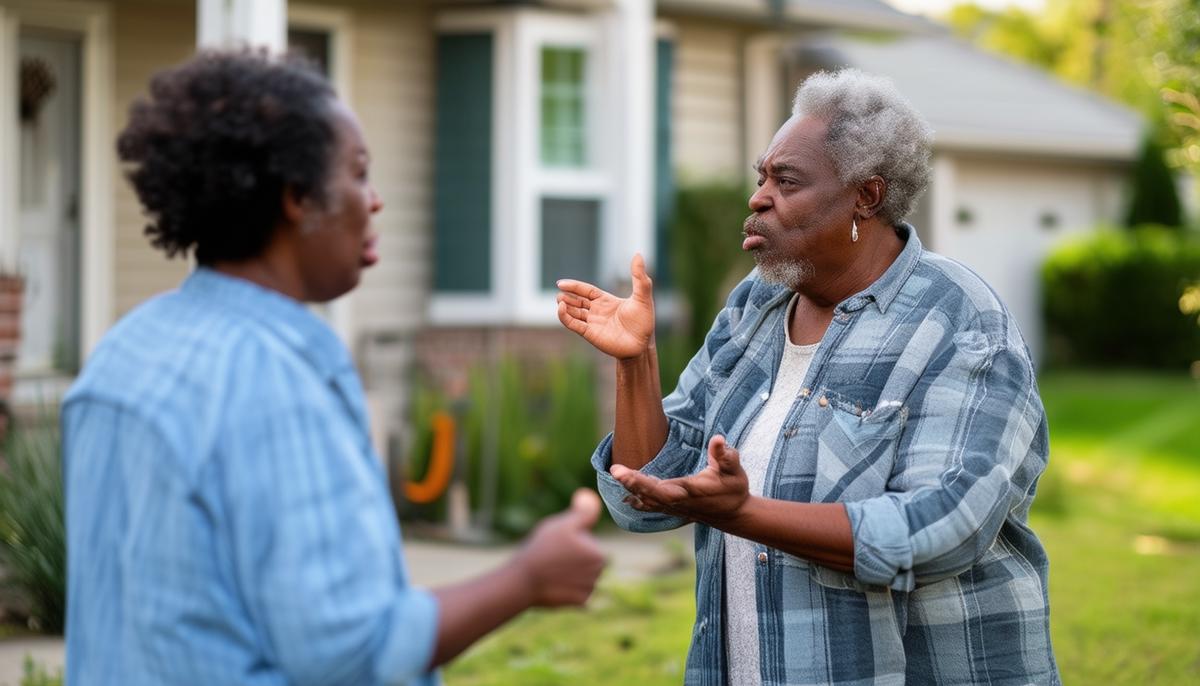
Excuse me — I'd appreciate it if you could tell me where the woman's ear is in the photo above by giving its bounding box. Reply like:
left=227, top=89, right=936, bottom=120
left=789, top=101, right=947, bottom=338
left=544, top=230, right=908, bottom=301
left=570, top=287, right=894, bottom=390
left=281, top=186, right=320, bottom=233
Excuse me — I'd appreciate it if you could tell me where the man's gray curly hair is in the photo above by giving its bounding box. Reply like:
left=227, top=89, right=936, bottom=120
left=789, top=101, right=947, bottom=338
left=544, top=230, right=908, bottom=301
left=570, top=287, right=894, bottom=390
left=792, top=69, right=933, bottom=226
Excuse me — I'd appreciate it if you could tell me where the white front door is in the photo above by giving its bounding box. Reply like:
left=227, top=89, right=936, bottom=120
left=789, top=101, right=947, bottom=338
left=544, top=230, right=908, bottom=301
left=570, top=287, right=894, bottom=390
left=16, top=30, right=81, bottom=375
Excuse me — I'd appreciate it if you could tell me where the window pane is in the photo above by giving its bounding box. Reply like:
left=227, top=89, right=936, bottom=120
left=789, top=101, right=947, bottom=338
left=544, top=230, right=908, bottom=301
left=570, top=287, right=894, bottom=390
left=540, top=46, right=587, bottom=167
left=287, top=28, right=331, bottom=78
left=541, top=198, right=600, bottom=290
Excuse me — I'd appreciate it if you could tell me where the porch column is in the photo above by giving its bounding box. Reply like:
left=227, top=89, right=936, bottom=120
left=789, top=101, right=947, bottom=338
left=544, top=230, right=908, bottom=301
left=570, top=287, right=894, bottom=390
left=608, top=0, right=655, bottom=277
left=197, top=0, right=286, bottom=52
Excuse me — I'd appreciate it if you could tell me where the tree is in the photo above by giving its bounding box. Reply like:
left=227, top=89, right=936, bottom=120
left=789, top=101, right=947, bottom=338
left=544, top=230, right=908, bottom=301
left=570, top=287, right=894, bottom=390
left=1156, top=0, right=1200, bottom=187
left=1125, top=133, right=1183, bottom=228
left=945, top=0, right=1196, bottom=216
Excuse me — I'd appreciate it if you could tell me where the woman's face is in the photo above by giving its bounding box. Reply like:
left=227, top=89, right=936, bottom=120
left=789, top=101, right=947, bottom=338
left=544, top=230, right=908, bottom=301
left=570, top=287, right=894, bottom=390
left=292, top=100, right=383, bottom=303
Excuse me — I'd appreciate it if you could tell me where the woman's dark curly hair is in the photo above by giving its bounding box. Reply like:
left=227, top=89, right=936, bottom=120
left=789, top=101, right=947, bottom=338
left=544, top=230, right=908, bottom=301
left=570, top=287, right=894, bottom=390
left=117, top=49, right=336, bottom=264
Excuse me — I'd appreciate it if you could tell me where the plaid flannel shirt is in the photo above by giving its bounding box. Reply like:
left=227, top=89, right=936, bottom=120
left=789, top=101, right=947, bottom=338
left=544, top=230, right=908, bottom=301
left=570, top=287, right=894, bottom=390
left=593, top=225, right=1060, bottom=685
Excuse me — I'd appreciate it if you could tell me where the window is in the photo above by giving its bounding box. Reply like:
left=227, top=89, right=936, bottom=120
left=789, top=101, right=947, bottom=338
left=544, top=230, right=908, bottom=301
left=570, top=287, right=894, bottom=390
left=287, top=27, right=331, bottom=76
left=540, top=198, right=600, bottom=289
left=432, top=9, right=642, bottom=325
left=540, top=46, right=587, bottom=167
left=286, top=5, right=355, bottom=342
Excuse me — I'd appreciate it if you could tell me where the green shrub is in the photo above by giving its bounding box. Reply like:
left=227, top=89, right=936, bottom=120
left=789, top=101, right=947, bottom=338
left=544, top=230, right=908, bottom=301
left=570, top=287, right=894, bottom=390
left=404, top=356, right=603, bottom=537
left=1042, top=226, right=1200, bottom=369
left=660, top=181, right=754, bottom=387
left=0, top=419, right=65, bottom=634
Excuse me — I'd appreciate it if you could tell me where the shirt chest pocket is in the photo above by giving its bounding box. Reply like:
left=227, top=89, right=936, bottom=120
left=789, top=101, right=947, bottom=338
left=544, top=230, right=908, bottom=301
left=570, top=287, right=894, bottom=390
left=810, top=390, right=905, bottom=503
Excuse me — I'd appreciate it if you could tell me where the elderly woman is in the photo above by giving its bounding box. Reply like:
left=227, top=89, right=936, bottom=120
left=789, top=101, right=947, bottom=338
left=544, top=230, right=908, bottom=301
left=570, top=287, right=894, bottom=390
left=557, top=69, right=1060, bottom=685
left=63, top=50, right=605, bottom=685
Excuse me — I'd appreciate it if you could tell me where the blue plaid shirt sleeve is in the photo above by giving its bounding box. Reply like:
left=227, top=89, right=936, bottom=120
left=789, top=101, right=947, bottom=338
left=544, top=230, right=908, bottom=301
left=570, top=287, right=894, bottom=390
left=220, top=390, right=439, bottom=684
left=592, top=276, right=759, bottom=532
left=845, top=330, right=1048, bottom=591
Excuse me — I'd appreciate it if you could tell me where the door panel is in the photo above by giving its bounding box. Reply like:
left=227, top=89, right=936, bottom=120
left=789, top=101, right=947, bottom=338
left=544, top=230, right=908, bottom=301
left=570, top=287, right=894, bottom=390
left=17, top=31, right=81, bottom=374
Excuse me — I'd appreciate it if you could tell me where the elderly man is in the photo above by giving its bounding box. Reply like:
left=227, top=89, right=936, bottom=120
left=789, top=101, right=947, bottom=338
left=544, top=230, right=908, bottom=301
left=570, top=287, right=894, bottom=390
left=557, top=69, right=1059, bottom=685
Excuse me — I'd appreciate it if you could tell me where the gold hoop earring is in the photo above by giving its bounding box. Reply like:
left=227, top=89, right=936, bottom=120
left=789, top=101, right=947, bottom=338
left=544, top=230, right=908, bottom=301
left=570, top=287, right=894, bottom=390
left=851, top=218, right=859, bottom=243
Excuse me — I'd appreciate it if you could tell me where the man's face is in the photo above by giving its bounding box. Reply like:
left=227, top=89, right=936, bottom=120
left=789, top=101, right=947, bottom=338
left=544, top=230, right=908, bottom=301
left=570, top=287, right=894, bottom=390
left=744, top=116, right=857, bottom=289
left=293, top=100, right=382, bottom=302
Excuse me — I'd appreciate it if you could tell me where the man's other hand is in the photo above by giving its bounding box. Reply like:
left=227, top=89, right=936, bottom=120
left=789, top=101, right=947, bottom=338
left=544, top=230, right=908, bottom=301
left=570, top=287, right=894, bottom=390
left=515, top=489, right=607, bottom=607
left=611, top=435, right=750, bottom=529
left=555, top=254, right=655, bottom=360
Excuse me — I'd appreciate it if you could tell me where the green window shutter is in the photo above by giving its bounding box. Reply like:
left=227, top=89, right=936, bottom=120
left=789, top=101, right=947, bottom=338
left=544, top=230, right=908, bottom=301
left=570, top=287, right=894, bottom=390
left=434, top=34, right=493, bottom=293
left=654, top=38, right=675, bottom=290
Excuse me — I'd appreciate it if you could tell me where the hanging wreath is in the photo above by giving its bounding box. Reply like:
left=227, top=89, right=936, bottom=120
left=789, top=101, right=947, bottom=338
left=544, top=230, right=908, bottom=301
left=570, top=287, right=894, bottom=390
left=19, top=57, right=57, bottom=123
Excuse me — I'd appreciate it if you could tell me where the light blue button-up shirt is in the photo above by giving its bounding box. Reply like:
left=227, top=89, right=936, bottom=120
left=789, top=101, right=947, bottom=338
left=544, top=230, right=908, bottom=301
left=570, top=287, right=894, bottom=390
left=594, top=225, right=1060, bottom=685
left=63, top=268, right=439, bottom=685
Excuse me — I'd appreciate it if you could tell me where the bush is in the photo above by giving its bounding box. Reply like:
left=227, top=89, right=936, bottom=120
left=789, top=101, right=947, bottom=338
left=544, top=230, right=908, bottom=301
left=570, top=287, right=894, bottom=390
left=1042, top=226, right=1200, bottom=369
left=403, top=356, right=603, bottom=537
left=0, top=419, right=65, bottom=634
left=660, top=181, right=754, bottom=387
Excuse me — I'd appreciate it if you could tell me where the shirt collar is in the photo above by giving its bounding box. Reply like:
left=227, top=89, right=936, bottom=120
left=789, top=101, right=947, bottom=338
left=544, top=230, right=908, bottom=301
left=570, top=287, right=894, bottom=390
left=839, top=222, right=923, bottom=315
left=181, top=267, right=352, bottom=381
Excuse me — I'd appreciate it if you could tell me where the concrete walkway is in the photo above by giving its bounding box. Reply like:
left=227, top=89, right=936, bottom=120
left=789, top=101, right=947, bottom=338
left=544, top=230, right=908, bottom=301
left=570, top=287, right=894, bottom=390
left=0, top=526, right=694, bottom=684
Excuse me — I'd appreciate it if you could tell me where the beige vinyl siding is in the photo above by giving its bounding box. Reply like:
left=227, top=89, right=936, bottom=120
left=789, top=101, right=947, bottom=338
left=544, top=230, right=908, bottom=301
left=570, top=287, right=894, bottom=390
left=345, top=1, right=435, bottom=336
left=671, top=18, right=744, bottom=181
left=111, top=0, right=194, bottom=318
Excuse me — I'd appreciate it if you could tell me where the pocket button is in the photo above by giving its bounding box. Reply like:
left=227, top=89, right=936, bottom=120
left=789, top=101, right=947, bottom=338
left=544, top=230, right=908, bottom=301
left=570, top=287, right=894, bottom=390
left=818, top=395, right=829, bottom=408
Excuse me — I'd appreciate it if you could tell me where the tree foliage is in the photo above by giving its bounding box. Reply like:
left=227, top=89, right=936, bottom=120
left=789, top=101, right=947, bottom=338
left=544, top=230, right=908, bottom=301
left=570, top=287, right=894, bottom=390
left=1126, top=133, right=1184, bottom=228
left=946, top=0, right=1200, bottom=201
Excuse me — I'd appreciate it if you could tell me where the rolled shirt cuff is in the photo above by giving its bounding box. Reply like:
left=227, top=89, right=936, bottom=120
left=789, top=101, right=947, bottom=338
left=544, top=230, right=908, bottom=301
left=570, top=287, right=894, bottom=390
left=845, top=496, right=916, bottom=591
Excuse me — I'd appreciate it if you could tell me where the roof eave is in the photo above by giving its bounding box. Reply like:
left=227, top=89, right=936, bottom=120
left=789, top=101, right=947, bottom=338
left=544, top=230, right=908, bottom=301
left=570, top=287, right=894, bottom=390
left=933, top=129, right=1140, bottom=162
left=656, top=0, right=933, bottom=33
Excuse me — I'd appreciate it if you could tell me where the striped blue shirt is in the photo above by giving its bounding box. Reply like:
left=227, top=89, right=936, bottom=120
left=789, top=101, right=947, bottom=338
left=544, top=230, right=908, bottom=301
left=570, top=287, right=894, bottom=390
left=63, top=268, right=439, bottom=685
left=594, top=225, right=1060, bottom=685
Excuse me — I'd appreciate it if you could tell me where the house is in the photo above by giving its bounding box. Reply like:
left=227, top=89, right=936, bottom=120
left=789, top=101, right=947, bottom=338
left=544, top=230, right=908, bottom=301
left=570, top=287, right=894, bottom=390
left=0, top=0, right=1139, bottom=451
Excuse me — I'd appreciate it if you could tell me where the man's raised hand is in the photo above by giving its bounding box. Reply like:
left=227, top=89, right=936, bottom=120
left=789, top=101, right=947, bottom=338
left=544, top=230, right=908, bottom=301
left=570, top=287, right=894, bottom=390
left=556, top=254, right=655, bottom=360
left=515, top=489, right=607, bottom=607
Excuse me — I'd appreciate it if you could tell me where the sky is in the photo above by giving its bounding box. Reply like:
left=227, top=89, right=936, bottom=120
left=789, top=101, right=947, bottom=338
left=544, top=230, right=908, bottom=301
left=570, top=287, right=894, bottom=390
left=885, top=0, right=1047, bottom=15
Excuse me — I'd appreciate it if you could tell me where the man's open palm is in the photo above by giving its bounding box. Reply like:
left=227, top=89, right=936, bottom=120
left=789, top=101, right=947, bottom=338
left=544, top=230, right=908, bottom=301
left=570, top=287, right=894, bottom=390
left=556, top=254, right=656, bottom=360
left=610, top=435, right=750, bottom=528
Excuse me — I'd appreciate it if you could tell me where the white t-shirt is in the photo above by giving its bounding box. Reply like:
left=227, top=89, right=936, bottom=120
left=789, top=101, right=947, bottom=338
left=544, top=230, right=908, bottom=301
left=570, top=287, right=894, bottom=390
left=724, top=295, right=818, bottom=686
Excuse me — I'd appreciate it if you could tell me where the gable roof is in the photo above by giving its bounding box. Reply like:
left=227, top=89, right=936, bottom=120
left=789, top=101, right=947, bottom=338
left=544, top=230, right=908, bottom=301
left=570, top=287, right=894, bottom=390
left=792, top=32, right=1143, bottom=160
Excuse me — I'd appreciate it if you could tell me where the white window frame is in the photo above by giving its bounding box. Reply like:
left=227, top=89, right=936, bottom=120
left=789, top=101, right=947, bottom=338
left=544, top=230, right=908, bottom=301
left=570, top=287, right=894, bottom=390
left=287, top=4, right=358, bottom=345
left=432, top=8, right=614, bottom=326
left=521, top=14, right=609, bottom=324
left=0, top=0, right=113, bottom=379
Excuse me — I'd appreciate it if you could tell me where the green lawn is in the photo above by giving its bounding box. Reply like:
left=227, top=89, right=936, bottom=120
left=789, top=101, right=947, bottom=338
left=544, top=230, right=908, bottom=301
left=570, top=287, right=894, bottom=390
left=447, top=371, right=1200, bottom=685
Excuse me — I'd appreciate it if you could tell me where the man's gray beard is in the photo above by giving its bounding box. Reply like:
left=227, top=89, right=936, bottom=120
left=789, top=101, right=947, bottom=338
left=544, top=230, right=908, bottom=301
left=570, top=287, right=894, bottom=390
left=754, top=253, right=814, bottom=289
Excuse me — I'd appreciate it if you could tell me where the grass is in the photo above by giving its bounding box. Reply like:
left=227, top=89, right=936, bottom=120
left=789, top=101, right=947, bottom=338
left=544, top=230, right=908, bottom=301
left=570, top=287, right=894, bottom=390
left=446, top=371, right=1200, bottom=685
left=1033, top=371, right=1200, bottom=683
left=447, top=572, right=695, bottom=685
